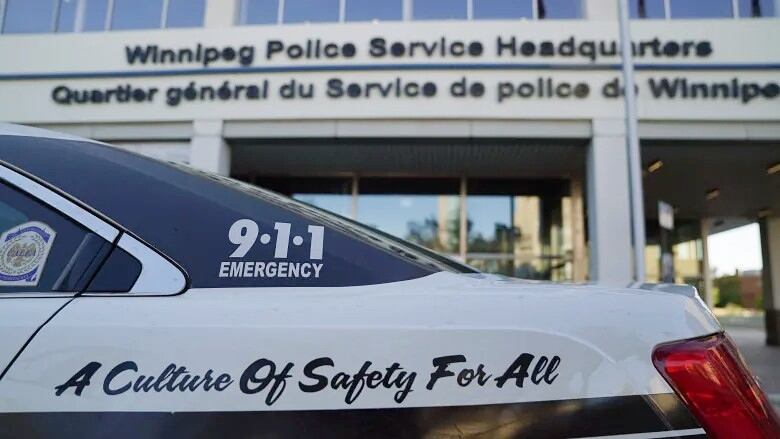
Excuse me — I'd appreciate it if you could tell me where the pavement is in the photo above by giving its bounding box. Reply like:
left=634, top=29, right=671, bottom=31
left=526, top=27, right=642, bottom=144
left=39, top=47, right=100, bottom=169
left=723, top=325, right=780, bottom=413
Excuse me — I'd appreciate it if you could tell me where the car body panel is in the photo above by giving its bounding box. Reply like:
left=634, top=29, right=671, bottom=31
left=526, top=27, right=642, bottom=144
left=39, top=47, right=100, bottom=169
left=1, top=272, right=719, bottom=413
left=0, top=298, right=71, bottom=376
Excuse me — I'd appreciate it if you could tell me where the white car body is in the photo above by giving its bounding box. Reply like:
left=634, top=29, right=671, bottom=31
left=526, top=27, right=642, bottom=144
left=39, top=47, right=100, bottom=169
left=2, top=123, right=771, bottom=439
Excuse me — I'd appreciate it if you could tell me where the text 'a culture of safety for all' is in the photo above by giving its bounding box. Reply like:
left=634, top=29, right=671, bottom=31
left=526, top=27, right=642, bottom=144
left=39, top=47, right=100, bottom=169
left=55, top=353, right=562, bottom=406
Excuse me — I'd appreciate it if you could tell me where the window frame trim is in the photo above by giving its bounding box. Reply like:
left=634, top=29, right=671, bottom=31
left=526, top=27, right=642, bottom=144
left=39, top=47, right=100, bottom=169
left=0, top=163, right=119, bottom=242
left=0, top=0, right=6, bottom=33
left=0, top=160, right=188, bottom=297
left=84, top=233, right=187, bottom=296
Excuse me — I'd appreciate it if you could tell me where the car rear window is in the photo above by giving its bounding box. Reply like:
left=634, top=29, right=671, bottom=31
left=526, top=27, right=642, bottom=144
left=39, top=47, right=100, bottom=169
left=0, top=135, right=476, bottom=289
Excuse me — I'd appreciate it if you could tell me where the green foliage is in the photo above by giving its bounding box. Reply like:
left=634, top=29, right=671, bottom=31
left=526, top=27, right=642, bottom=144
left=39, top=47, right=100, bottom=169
left=714, top=275, right=742, bottom=308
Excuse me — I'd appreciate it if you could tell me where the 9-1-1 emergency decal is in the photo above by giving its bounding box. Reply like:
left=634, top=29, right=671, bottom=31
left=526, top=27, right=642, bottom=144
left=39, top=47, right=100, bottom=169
left=55, top=353, right=561, bottom=406
left=218, top=219, right=325, bottom=280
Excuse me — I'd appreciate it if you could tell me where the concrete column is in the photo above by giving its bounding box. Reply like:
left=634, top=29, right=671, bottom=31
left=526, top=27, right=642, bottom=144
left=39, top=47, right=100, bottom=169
left=760, top=217, right=780, bottom=346
left=570, top=178, right=587, bottom=282
left=582, top=0, right=619, bottom=19
left=190, top=120, right=230, bottom=176
left=204, top=0, right=239, bottom=28
left=587, top=119, right=633, bottom=286
left=350, top=175, right=359, bottom=220
left=459, top=177, right=468, bottom=260
left=701, top=218, right=714, bottom=308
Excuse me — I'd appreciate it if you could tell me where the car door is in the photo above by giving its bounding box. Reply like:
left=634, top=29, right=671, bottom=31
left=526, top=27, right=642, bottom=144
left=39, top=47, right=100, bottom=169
left=0, top=163, right=119, bottom=379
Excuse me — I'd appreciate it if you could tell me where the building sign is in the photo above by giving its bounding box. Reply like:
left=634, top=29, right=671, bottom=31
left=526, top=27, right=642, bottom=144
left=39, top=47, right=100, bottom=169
left=0, top=21, right=777, bottom=123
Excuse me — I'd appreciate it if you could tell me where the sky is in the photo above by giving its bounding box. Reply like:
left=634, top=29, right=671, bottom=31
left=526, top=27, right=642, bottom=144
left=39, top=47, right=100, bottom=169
left=708, top=223, right=763, bottom=276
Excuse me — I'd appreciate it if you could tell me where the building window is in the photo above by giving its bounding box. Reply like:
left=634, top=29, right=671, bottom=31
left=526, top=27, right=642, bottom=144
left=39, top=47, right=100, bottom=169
left=630, top=0, right=665, bottom=18
left=465, top=179, right=570, bottom=280
left=345, top=0, right=403, bottom=22
left=357, top=178, right=462, bottom=255
left=537, top=0, right=582, bottom=19
left=629, top=0, right=774, bottom=19
left=473, top=0, right=533, bottom=19
left=239, top=0, right=279, bottom=24
left=110, top=0, right=163, bottom=30
left=0, top=0, right=204, bottom=33
left=738, top=0, right=775, bottom=17
left=55, top=0, right=79, bottom=32
left=2, top=0, right=57, bottom=33
left=283, top=0, right=339, bottom=23
left=166, top=0, right=206, bottom=28
left=669, top=0, right=734, bottom=18
left=250, top=175, right=575, bottom=280
left=82, top=0, right=110, bottom=31
left=413, top=0, right=468, bottom=20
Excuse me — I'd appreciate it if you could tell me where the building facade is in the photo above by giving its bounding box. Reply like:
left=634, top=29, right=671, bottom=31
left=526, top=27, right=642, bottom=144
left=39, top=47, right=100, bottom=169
left=1, top=0, right=779, bottom=338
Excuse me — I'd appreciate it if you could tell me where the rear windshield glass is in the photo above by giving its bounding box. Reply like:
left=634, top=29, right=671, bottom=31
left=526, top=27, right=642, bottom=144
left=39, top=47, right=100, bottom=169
left=0, top=135, right=476, bottom=289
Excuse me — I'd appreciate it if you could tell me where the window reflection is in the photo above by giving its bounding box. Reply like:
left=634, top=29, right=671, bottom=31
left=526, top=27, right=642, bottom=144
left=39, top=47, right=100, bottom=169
left=2, top=0, right=55, bottom=33
left=240, top=0, right=279, bottom=24
left=56, top=0, right=78, bottom=32
left=537, top=0, right=582, bottom=19
left=630, top=0, right=665, bottom=19
left=346, top=0, right=403, bottom=21
left=358, top=195, right=461, bottom=254
left=466, top=180, right=571, bottom=280
left=357, top=178, right=461, bottom=254
left=670, top=0, right=734, bottom=18
left=243, top=176, right=575, bottom=280
left=284, top=0, right=340, bottom=23
left=166, top=0, right=205, bottom=28
left=111, top=0, right=163, bottom=30
left=474, top=0, right=533, bottom=19
left=83, top=0, right=109, bottom=31
left=413, top=0, right=468, bottom=20
left=739, top=0, right=775, bottom=17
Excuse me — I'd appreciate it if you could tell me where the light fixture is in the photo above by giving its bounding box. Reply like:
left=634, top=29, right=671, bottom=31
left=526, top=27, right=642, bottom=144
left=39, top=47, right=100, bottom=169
left=705, top=188, right=720, bottom=200
left=767, top=162, right=780, bottom=175
left=647, top=160, right=664, bottom=173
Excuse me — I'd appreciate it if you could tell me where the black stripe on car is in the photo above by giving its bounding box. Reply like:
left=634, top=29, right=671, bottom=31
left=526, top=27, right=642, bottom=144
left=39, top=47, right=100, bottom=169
left=0, top=393, right=700, bottom=439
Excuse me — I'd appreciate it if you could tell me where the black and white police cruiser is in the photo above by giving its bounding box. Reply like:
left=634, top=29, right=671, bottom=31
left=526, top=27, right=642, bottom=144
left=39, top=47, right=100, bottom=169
left=0, top=123, right=777, bottom=439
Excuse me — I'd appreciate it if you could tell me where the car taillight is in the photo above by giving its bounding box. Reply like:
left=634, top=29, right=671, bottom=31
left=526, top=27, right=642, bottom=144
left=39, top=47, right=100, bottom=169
left=652, top=332, right=780, bottom=439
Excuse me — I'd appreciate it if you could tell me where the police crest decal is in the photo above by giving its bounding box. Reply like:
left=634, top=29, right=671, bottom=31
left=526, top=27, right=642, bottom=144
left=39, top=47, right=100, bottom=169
left=0, top=221, right=56, bottom=286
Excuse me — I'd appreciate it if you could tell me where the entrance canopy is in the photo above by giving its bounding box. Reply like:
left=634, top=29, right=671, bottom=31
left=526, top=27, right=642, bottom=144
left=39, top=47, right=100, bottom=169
left=643, top=141, right=780, bottom=228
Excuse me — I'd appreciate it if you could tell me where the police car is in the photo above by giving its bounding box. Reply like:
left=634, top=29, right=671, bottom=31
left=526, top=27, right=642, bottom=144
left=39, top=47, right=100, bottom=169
left=0, top=123, right=777, bottom=439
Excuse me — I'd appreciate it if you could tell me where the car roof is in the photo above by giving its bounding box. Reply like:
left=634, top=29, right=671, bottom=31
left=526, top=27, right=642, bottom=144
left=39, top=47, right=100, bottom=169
left=0, top=123, right=102, bottom=143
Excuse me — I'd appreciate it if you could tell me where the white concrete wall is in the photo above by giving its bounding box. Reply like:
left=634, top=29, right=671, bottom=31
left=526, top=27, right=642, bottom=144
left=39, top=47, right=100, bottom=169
left=204, top=0, right=238, bottom=28
left=190, top=119, right=230, bottom=175
left=1, top=20, right=778, bottom=123
left=113, top=141, right=191, bottom=164
left=586, top=118, right=634, bottom=285
left=583, top=0, right=618, bottom=20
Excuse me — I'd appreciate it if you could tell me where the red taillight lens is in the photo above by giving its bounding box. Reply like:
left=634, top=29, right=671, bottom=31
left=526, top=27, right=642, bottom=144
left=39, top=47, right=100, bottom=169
left=653, top=332, right=780, bottom=439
